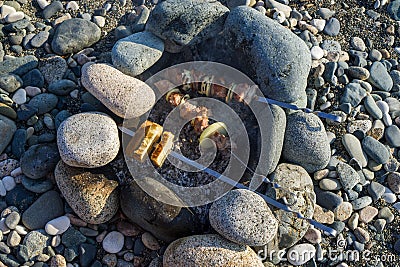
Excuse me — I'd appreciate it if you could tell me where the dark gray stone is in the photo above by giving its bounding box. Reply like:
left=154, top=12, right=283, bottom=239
left=22, top=190, right=63, bottom=230
left=79, top=243, right=97, bottom=267
left=51, top=18, right=101, bottom=55
left=361, top=136, right=390, bottom=164
left=0, top=55, right=38, bottom=76
left=224, top=6, right=311, bottom=103
left=0, top=114, right=16, bottom=154
left=388, top=0, right=400, bottom=21
left=130, top=6, right=150, bottom=33
left=315, top=189, right=343, bottom=210
left=368, top=62, right=393, bottom=92
left=146, top=0, right=229, bottom=46
left=22, top=69, right=44, bottom=88
left=340, top=83, right=367, bottom=107
left=28, top=93, right=58, bottom=115
left=62, top=227, right=87, bottom=248
left=48, top=79, right=76, bottom=96
left=20, top=143, right=60, bottom=179
left=42, top=1, right=63, bottom=19
left=5, top=185, right=36, bottom=212
left=11, top=128, right=26, bottom=158
left=385, top=125, right=400, bottom=147
left=21, top=176, right=53, bottom=193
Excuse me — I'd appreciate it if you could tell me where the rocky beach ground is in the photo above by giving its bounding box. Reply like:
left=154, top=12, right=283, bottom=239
left=0, top=0, right=400, bottom=266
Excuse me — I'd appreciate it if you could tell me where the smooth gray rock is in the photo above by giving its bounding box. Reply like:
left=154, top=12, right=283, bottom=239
left=209, top=189, right=278, bottom=246
left=112, top=31, right=164, bottom=77
left=362, top=136, right=390, bottom=164
left=20, top=143, right=60, bottom=179
left=146, top=0, right=229, bottom=46
left=342, top=134, right=368, bottom=167
left=282, top=112, right=330, bottom=173
left=28, top=93, right=58, bottom=115
left=0, top=114, right=16, bottom=154
left=340, top=83, right=367, bottom=107
left=21, top=190, right=63, bottom=230
left=364, top=94, right=382, bottom=119
left=368, top=62, right=393, bottom=91
left=385, top=125, right=400, bottom=147
left=0, top=55, right=38, bottom=76
left=351, top=196, right=372, bottom=210
left=315, top=189, right=343, bottom=210
left=48, top=79, right=76, bottom=96
left=388, top=0, right=400, bottom=21
left=368, top=181, right=385, bottom=201
left=51, top=18, right=101, bottom=55
left=224, top=6, right=311, bottom=103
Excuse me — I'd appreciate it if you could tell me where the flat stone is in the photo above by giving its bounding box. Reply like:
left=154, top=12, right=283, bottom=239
left=45, top=216, right=70, bottom=235
left=287, top=243, right=316, bottom=266
left=359, top=206, right=378, bottom=223
left=362, top=136, right=390, bottom=164
left=22, top=190, right=63, bottom=230
left=102, top=231, right=124, bottom=253
left=304, top=228, right=322, bottom=244
left=0, top=115, right=16, bottom=154
left=351, top=196, right=372, bottom=210
left=0, top=103, right=17, bottom=119
left=146, top=0, right=229, bottom=46
left=163, top=234, right=263, bottom=267
left=54, top=161, right=119, bottom=224
left=61, top=226, right=86, bottom=248
left=42, top=0, right=63, bottom=19
left=224, top=7, right=311, bottom=103
left=385, top=125, right=400, bottom=147
left=81, top=63, right=155, bottom=118
left=48, top=79, right=76, bottom=96
left=350, top=37, right=366, bottom=51
left=30, top=31, right=49, bottom=48
left=28, top=93, right=58, bottom=115
left=112, top=31, right=164, bottom=77
left=378, top=206, right=395, bottom=223
left=21, top=176, right=53, bottom=193
left=20, top=143, right=60, bottom=179
left=340, top=83, right=367, bottom=107
left=22, top=69, right=44, bottom=88
left=368, top=62, right=393, bottom=91
left=315, top=189, right=343, bottom=210
left=51, top=18, right=101, bottom=55
left=354, top=227, right=370, bottom=243
left=368, top=181, right=385, bottom=201
left=0, top=55, right=38, bottom=76
left=323, top=17, right=340, bottom=36
left=342, top=134, right=368, bottom=167
left=364, top=94, right=383, bottom=119
left=57, top=112, right=119, bottom=168
left=282, top=112, right=330, bottom=173
left=209, top=189, right=278, bottom=246
left=347, top=67, right=370, bottom=80
left=319, top=178, right=342, bottom=191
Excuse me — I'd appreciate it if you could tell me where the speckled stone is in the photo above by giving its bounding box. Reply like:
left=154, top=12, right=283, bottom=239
left=387, top=172, right=400, bottom=193
left=57, top=112, right=119, bottom=168
left=359, top=206, right=378, bottom=223
left=54, top=161, right=119, bottom=224
left=333, top=201, right=353, bottom=221
left=163, top=234, right=264, bottom=267
left=282, top=112, right=330, bottom=173
left=20, top=143, right=60, bottom=179
left=112, top=31, right=164, bottom=77
left=267, top=163, right=315, bottom=249
left=81, top=63, right=155, bottom=118
left=22, top=230, right=51, bottom=260
left=209, top=189, right=278, bottom=246
left=336, top=162, right=360, bottom=190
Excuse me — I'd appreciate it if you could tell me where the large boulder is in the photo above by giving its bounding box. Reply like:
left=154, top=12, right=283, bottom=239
left=224, top=6, right=311, bottom=103
left=146, top=0, right=229, bottom=46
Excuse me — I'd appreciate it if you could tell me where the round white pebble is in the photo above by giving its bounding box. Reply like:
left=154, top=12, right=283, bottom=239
left=5, top=11, right=25, bottom=23
left=12, top=89, right=27, bottom=105
left=10, top=167, right=22, bottom=177
left=66, top=1, right=79, bottom=10
left=383, top=193, right=397, bottom=203
left=45, top=216, right=70, bottom=235
left=2, top=176, right=15, bottom=191
left=311, top=46, right=324, bottom=60
left=1, top=5, right=16, bottom=19
left=102, top=231, right=124, bottom=253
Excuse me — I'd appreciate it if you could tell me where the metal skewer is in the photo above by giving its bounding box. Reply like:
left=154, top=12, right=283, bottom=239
left=119, top=126, right=337, bottom=237
left=256, top=97, right=342, bottom=123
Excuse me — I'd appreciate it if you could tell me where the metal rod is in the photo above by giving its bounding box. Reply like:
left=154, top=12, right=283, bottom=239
left=119, top=126, right=337, bottom=237
left=257, top=97, right=342, bottom=123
